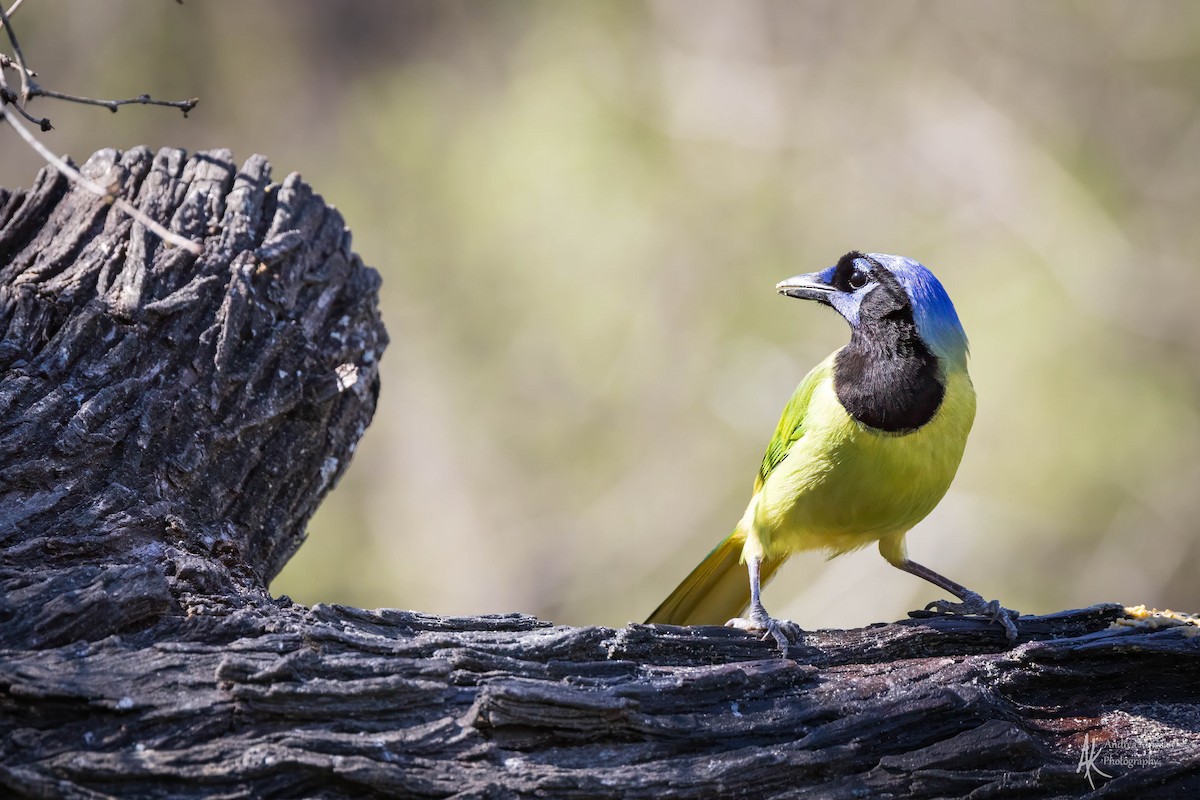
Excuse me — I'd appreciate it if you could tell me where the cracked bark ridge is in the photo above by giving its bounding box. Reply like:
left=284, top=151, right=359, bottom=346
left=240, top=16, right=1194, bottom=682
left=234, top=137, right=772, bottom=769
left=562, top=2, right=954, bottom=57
left=2, top=603, right=1199, bottom=798
left=0, top=147, right=387, bottom=648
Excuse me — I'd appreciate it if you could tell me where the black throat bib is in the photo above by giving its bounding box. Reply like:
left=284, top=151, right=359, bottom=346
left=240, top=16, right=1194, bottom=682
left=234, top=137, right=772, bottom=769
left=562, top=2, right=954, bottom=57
left=833, top=314, right=946, bottom=433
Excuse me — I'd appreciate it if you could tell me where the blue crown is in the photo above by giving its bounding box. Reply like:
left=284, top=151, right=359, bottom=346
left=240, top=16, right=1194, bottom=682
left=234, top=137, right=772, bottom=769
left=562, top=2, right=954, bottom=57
left=867, top=253, right=970, bottom=371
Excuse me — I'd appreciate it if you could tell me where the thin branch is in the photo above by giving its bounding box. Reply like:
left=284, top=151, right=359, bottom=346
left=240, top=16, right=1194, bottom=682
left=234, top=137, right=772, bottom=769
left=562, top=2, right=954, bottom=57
left=0, top=0, right=201, bottom=252
left=1, top=104, right=203, bottom=254
left=31, top=88, right=197, bottom=115
left=0, top=1, right=35, bottom=103
left=0, top=85, right=49, bottom=128
left=0, top=39, right=46, bottom=128
left=0, top=0, right=26, bottom=26
left=0, top=52, right=35, bottom=83
left=1, top=2, right=195, bottom=128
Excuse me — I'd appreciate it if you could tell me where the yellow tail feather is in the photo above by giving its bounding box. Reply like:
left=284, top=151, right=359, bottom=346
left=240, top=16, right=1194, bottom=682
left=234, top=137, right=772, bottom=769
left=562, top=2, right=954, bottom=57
left=646, top=531, right=786, bottom=626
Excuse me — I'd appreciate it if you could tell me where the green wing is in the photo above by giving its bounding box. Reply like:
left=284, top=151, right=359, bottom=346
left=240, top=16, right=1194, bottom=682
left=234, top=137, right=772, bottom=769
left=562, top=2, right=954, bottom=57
left=754, top=355, right=834, bottom=493
left=647, top=353, right=835, bottom=627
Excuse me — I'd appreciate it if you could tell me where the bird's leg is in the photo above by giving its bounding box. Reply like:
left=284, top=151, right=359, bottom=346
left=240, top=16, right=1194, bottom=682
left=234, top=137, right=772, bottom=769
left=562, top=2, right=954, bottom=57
left=725, top=554, right=801, bottom=655
left=887, top=554, right=1020, bottom=641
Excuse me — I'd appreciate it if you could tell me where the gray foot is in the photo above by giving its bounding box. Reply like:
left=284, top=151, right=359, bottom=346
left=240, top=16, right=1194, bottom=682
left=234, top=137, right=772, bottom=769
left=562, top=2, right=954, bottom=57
left=726, top=609, right=802, bottom=656
left=925, top=591, right=1020, bottom=642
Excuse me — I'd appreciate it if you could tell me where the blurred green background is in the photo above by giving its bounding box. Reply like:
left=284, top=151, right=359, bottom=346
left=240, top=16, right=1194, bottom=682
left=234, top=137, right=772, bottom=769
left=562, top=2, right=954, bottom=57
left=4, top=1, right=1199, bottom=630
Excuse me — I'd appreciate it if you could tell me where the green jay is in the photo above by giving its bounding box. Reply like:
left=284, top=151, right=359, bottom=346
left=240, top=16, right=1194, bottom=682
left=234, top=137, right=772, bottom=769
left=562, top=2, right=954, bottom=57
left=647, top=251, right=1018, bottom=651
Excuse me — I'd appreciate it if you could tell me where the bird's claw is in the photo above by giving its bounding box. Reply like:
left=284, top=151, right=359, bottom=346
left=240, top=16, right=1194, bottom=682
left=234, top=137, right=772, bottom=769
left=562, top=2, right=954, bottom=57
left=925, top=591, right=1020, bottom=642
left=726, top=613, right=802, bottom=656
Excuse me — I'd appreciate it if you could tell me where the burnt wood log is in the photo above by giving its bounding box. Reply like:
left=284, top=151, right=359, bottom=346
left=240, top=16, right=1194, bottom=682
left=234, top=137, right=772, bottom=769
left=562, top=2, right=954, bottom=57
left=0, top=147, right=384, bottom=633
left=1, top=148, right=1198, bottom=799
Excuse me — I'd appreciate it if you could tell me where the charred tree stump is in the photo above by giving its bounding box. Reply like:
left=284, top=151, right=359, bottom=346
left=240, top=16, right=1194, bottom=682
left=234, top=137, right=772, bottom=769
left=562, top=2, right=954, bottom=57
left=1, top=148, right=1198, bottom=799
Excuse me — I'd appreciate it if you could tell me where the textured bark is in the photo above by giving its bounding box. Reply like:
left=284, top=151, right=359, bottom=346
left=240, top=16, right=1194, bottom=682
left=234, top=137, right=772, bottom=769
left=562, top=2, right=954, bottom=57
left=2, top=149, right=1199, bottom=800
left=0, top=147, right=385, bottom=646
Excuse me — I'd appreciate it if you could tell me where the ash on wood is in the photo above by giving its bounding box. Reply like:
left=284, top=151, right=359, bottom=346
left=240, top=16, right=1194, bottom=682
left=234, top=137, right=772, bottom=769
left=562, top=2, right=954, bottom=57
left=1, top=149, right=1198, bottom=800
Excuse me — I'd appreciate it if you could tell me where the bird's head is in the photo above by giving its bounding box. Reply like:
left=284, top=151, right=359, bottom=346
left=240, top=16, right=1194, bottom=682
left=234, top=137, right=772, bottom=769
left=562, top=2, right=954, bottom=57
left=776, top=251, right=969, bottom=371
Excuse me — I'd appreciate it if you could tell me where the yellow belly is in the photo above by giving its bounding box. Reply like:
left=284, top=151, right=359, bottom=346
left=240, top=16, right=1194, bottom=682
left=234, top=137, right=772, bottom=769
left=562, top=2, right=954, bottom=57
left=740, top=369, right=976, bottom=561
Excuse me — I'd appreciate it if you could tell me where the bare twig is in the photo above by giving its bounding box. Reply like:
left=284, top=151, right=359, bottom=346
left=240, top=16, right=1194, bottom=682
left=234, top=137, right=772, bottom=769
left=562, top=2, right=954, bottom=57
left=0, top=1, right=34, bottom=103
left=1, top=2, right=201, bottom=249
left=1, top=2, right=195, bottom=126
left=32, top=88, right=197, bottom=115
left=0, top=0, right=201, bottom=252
left=0, top=53, right=35, bottom=87
left=0, top=0, right=26, bottom=26
left=1, top=104, right=203, bottom=254
left=0, top=85, right=49, bottom=128
left=0, top=31, right=47, bottom=128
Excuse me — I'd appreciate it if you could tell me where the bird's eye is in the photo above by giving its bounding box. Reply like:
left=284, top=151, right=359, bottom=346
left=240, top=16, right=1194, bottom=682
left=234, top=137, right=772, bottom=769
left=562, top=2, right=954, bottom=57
left=848, top=269, right=868, bottom=290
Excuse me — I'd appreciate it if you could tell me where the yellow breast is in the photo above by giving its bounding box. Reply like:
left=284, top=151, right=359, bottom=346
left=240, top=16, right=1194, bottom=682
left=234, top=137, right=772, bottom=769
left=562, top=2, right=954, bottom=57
left=741, top=368, right=976, bottom=561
